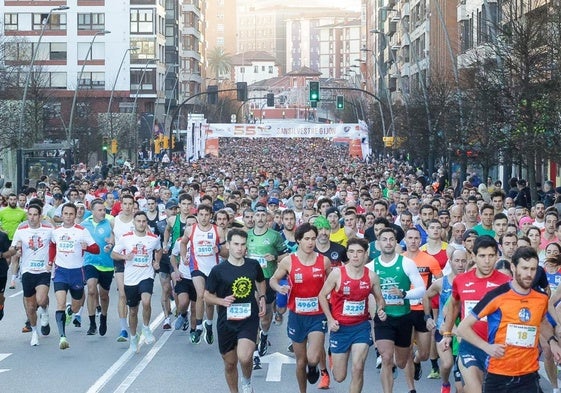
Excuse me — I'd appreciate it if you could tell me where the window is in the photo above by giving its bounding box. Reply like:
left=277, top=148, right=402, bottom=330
left=131, top=9, right=154, bottom=34
left=4, top=13, right=18, bottom=30
left=130, top=39, right=156, bottom=60
left=49, top=73, right=67, bottom=89
left=33, top=13, right=67, bottom=31
left=77, top=42, right=105, bottom=61
left=130, top=69, right=155, bottom=92
left=4, top=42, right=32, bottom=61
left=36, top=42, right=67, bottom=60
left=268, top=66, right=273, bottom=74
left=78, top=13, right=105, bottom=30
left=254, top=66, right=258, bottom=73
left=78, top=72, right=105, bottom=89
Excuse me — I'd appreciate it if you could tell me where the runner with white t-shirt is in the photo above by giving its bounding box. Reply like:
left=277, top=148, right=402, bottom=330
left=11, top=204, right=54, bottom=346
left=51, top=203, right=99, bottom=350
left=112, top=211, right=162, bottom=353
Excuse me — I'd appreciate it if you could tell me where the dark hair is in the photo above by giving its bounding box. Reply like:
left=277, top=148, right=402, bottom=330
left=347, top=237, right=369, bottom=251
left=473, top=235, right=498, bottom=255
left=373, top=217, right=390, bottom=227
left=495, top=259, right=512, bottom=270
left=61, top=202, right=77, bottom=213
left=546, top=242, right=561, bottom=254
left=197, top=204, right=213, bottom=215
left=27, top=203, right=42, bottom=214
left=295, top=222, right=318, bottom=242
left=134, top=211, right=147, bottom=219
left=179, top=193, right=193, bottom=203
left=227, top=228, right=248, bottom=242
left=493, top=212, right=508, bottom=222
left=511, top=246, right=538, bottom=267
left=378, top=227, right=396, bottom=239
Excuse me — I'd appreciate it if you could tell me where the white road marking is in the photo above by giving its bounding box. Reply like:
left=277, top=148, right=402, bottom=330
left=85, top=311, right=166, bottom=393
left=260, top=352, right=296, bottom=382
left=113, top=330, right=173, bottom=392
left=0, top=353, right=12, bottom=373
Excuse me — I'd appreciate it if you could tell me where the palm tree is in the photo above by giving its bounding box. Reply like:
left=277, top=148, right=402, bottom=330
left=207, top=47, right=232, bottom=80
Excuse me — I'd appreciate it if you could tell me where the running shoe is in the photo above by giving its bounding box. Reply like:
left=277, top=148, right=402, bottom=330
left=162, top=317, right=172, bottom=331
left=142, top=326, right=155, bottom=345
left=190, top=328, right=202, bottom=344
left=72, top=314, right=82, bottom=328
left=240, top=383, right=254, bottom=393
left=130, top=334, right=139, bottom=353
left=441, top=383, right=451, bottom=393
left=182, top=319, right=189, bottom=331
left=253, top=355, right=262, bottom=370
left=117, top=329, right=129, bottom=342
left=59, top=336, right=70, bottom=350
left=22, top=320, right=32, bottom=333
left=427, top=368, right=440, bottom=379
left=306, top=365, right=320, bottom=384
left=30, top=331, right=39, bottom=346
left=65, top=304, right=73, bottom=326
left=174, top=314, right=186, bottom=331
left=414, top=361, right=422, bottom=380
left=39, top=309, right=50, bottom=336
left=318, top=370, right=330, bottom=389
left=87, top=325, right=97, bottom=335
left=258, top=331, right=269, bottom=356
left=99, top=314, right=107, bottom=336
left=203, top=321, right=214, bottom=344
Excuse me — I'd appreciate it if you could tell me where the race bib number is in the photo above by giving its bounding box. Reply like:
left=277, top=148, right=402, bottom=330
left=505, top=324, right=537, bottom=348
left=132, top=254, right=150, bottom=267
left=249, top=254, right=268, bottom=269
left=464, top=300, right=487, bottom=321
left=195, top=242, right=213, bottom=257
left=58, top=240, right=75, bottom=253
left=29, top=260, right=46, bottom=271
left=227, top=303, right=251, bottom=320
left=295, top=297, right=319, bottom=314
left=342, top=300, right=366, bottom=316
left=382, top=290, right=404, bottom=306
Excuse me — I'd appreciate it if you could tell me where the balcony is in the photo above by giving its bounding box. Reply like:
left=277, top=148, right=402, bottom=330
left=457, top=4, right=468, bottom=21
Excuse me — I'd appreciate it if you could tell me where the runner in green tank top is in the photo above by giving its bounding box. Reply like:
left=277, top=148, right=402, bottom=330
left=365, top=228, right=425, bottom=393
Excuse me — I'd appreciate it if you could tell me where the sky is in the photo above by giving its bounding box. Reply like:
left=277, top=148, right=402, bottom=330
left=250, top=0, right=361, bottom=11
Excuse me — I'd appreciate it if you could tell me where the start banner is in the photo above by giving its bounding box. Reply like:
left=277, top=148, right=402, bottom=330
left=205, top=122, right=366, bottom=139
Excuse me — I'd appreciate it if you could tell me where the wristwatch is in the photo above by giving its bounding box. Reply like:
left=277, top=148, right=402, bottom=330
left=401, top=289, right=407, bottom=298
left=423, top=314, right=433, bottom=322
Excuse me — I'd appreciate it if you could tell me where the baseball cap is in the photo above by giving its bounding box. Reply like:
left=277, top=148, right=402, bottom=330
left=326, top=206, right=340, bottom=218
left=53, top=193, right=63, bottom=200
left=165, top=199, right=178, bottom=209
left=268, top=198, right=279, bottom=205
left=254, top=204, right=267, bottom=212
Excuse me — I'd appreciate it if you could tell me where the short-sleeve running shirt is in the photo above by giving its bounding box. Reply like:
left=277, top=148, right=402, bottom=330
left=113, top=231, right=161, bottom=286
left=247, top=228, right=287, bottom=278
left=51, top=224, right=96, bottom=269
left=452, top=269, right=511, bottom=339
left=12, top=223, right=54, bottom=274
left=471, top=283, right=548, bottom=376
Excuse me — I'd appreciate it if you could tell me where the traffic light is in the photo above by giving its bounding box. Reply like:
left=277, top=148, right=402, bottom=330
left=154, top=135, right=163, bottom=154
left=102, top=137, right=109, bottom=151
left=111, top=139, right=118, bottom=154
left=310, top=101, right=317, bottom=108
left=236, top=82, right=248, bottom=101
left=266, top=93, right=274, bottom=107
left=171, top=136, right=175, bottom=149
left=163, top=136, right=169, bottom=149
left=309, top=81, right=320, bottom=102
left=336, top=95, right=344, bottom=109
left=207, top=85, right=218, bottom=105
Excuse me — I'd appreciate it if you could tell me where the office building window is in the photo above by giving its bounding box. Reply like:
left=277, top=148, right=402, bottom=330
left=78, top=72, right=105, bottom=89
left=131, top=9, right=154, bottom=34
left=4, top=13, right=18, bottom=30
left=33, top=13, right=67, bottom=30
left=78, top=13, right=105, bottom=30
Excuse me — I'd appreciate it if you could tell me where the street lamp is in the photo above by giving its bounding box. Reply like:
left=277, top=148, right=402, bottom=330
left=151, top=63, right=178, bottom=140
left=106, top=46, right=139, bottom=138
left=67, top=30, right=111, bottom=155
left=17, top=5, right=69, bottom=173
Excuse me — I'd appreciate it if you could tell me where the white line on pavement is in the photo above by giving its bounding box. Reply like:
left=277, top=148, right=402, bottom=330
left=113, top=330, right=173, bottom=393
left=9, top=291, right=23, bottom=298
left=85, top=311, right=166, bottom=393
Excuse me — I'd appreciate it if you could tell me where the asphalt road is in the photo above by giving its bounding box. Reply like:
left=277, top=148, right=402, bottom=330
left=0, top=279, right=555, bottom=393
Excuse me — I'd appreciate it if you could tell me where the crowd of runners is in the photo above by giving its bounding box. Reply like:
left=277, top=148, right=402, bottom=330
left=0, top=137, right=561, bottom=393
